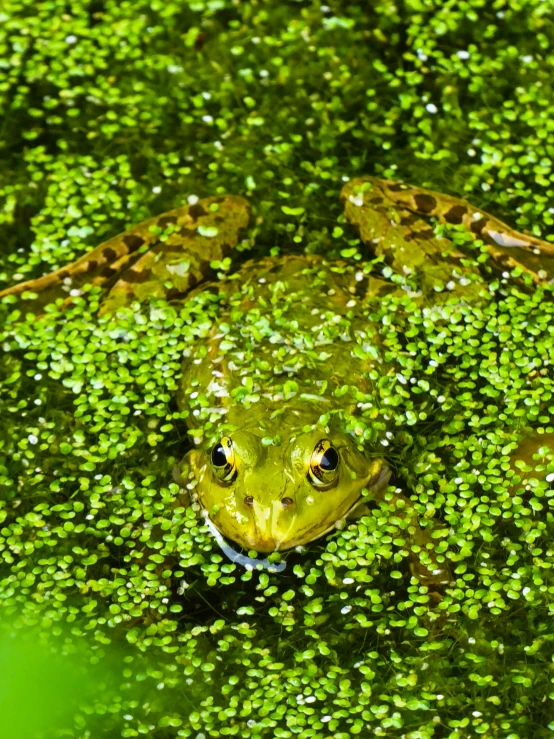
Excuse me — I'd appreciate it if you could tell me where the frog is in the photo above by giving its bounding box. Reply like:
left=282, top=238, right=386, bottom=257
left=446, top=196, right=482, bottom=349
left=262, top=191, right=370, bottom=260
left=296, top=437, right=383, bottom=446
left=3, top=177, right=553, bottom=583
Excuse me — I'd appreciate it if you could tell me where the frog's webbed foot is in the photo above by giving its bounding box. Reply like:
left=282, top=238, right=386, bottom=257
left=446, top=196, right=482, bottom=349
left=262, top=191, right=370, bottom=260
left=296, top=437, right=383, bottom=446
left=0, top=195, right=250, bottom=315
left=342, top=177, right=554, bottom=289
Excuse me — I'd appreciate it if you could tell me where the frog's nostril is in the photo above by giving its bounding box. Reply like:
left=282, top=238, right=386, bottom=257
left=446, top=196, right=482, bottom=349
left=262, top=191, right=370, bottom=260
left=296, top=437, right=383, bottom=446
left=244, top=495, right=254, bottom=507
left=281, top=497, right=294, bottom=508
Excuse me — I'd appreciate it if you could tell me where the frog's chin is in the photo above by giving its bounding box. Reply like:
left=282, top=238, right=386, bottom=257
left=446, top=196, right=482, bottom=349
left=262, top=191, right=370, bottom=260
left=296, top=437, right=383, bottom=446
left=204, top=493, right=363, bottom=567
left=235, top=500, right=361, bottom=553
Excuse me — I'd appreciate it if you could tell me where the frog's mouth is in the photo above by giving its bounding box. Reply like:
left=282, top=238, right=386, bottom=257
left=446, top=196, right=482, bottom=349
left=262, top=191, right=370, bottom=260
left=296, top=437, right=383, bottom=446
left=202, top=491, right=368, bottom=572
left=203, top=496, right=362, bottom=573
left=201, top=509, right=287, bottom=573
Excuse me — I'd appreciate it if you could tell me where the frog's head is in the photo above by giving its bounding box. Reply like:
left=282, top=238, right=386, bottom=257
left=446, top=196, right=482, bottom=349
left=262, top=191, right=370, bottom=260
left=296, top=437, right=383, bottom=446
left=184, top=428, right=389, bottom=553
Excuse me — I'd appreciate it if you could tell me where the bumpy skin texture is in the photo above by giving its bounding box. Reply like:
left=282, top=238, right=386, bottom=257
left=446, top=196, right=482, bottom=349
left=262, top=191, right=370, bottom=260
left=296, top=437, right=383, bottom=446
left=3, top=177, right=553, bottom=586
left=0, top=195, right=250, bottom=313
left=342, top=177, right=554, bottom=292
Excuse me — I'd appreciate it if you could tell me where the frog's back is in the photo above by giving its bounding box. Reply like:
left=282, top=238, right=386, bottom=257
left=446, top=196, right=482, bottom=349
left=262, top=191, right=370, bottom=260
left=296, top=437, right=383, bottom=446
left=179, top=254, right=381, bottom=438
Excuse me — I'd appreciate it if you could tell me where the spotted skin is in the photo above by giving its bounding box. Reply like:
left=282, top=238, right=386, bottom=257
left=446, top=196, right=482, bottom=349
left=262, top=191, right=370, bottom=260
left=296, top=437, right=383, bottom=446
left=341, top=177, right=554, bottom=294
left=0, top=195, right=250, bottom=314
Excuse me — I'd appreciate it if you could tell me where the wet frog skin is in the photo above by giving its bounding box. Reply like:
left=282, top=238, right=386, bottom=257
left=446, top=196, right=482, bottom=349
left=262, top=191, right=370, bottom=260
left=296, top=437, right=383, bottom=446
left=175, top=253, right=390, bottom=556
left=3, top=178, right=553, bottom=583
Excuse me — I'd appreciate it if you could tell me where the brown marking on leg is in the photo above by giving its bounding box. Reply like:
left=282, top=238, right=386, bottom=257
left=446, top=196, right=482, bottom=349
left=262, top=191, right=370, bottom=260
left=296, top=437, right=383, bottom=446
left=444, top=204, right=468, bottom=224
left=123, top=234, right=146, bottom=251
left=165, top=287, right=185, bottom=300
left=124, top=269, right=152, bottom=284
left=405, top=228, right=436, bottom=242
left=414, top=193, right=437, bottom=213
left=102, top=246, right=118, bottom=261
left=158, top=215, right=178, bottom=229
left=399, top=213, right=420, bottom=227
left=188, top=203, right=208, bottom=220
left=470, top=218, right=487, bottom=235
left=178, top=227, right=197, bottom=238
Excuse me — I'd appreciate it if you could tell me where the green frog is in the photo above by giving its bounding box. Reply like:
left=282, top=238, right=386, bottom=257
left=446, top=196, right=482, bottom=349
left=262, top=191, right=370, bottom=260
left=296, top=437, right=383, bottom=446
left=3, top=177, right=553, bottom=581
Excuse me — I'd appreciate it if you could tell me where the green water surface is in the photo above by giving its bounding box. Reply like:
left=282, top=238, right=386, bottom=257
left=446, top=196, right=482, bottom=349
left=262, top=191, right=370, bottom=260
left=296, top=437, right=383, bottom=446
left=1, top=1, right=554, bottom=737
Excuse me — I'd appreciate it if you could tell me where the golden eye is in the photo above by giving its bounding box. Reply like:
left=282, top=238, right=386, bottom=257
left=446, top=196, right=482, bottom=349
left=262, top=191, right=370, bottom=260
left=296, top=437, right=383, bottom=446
left=308, top=439, right=340, bottom=489
left=210, top=436, right=237, bottom=483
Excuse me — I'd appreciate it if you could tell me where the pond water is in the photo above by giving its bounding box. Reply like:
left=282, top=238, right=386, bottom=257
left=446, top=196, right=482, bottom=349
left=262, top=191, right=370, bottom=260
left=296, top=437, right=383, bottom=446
left=1, top=1, right=554, bottom=737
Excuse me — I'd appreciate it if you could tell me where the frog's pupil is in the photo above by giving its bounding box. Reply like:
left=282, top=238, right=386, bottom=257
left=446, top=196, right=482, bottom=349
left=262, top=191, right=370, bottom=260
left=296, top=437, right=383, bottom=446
left=212, top=443, right=227, bottom=467
left=320, top=448, right=339, bottom=471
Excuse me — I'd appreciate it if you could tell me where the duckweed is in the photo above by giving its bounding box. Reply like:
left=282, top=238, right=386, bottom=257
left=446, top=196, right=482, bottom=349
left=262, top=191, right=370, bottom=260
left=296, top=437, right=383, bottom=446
left=2, top=1, right=554, bottom=737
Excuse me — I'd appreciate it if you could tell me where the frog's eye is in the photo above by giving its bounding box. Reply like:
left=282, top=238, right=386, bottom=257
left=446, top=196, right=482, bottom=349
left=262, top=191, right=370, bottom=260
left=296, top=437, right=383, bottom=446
left=308, top=439, right=340, bottom=489
left=210, top=436, right=237, bottom=484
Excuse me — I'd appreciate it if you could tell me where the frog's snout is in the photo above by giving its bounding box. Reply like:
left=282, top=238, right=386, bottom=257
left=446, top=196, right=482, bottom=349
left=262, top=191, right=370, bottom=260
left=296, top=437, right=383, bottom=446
left=242, top=496, right=298, bottom=552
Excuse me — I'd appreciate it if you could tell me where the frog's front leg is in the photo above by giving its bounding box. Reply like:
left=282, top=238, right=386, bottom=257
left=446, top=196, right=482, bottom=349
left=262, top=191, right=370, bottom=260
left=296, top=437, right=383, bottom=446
left=348, top=484, right=450, bottom=591
left=0, top=195, right=250, bottom=314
